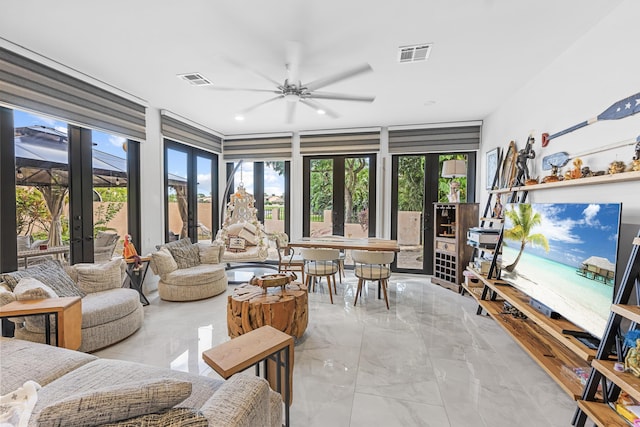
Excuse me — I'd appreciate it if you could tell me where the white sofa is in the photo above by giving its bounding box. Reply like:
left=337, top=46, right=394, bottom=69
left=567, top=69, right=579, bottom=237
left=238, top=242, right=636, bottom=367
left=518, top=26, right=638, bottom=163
left=0, top=259, right=143, bottom=352
left=150, top=239, right=228, bottom=302
left=0, top=337, right=282, bottom=426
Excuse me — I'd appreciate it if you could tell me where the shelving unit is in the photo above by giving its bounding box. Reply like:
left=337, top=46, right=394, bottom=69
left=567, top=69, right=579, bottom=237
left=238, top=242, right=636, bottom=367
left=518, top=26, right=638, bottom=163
left=463, top=168, right=640, bottom=409
left=573, top=233, right=640, bottom=427
left=432, top=203, right=479, bottom=292
left=463, top=268, right=597, bottom=399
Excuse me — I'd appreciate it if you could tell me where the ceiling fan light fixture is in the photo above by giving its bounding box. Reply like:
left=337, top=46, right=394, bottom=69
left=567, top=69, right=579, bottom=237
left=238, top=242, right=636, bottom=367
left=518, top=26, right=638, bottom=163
left=283, top=93, right=299, bottom=102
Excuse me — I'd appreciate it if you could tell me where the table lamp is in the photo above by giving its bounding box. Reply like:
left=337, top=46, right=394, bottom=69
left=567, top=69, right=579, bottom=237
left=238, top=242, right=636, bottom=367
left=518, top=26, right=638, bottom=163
left=441, top=159, right=467, bottom=202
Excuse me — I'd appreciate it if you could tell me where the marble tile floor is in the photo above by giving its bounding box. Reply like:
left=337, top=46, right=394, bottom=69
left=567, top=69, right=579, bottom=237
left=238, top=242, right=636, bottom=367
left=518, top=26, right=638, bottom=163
left=95, top=273, right=576, bottom=426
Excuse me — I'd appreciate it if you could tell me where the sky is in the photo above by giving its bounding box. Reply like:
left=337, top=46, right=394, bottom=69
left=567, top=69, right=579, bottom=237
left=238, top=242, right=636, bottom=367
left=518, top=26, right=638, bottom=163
left=503, top=203, right=622, bottom=268
left=14, top=109, right=284, bottom=198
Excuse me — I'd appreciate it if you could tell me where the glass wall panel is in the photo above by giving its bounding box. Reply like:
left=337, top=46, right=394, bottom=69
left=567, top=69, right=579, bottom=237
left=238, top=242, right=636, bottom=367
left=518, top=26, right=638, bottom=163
left=395, top=155, right=425, bottom=270
left=196, top=155, right=213, bottom=242
left=263, top=161, right=285, bottom=235
left=344, top=156, right=370, bottom=239
left=166, top=148, right=189, bottom=240
left=92, top=129, right=128, bottom=257
left=309, top=159, right=334, bottom=237
left=14, top=110, right=70, bottom=266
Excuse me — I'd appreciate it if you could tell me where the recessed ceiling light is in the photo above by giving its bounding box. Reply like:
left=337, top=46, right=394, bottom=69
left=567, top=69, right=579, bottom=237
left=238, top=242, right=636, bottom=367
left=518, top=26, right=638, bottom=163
left=317, top=109, right=326, bottom=115
left=234, top=115, right=244, bottom=121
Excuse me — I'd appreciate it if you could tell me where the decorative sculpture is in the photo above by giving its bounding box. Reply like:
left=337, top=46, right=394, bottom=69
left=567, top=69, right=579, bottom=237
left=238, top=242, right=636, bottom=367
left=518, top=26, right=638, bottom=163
left=123, top=234, right=141, bottom=269
left=515, top=136, right=536, bottom=186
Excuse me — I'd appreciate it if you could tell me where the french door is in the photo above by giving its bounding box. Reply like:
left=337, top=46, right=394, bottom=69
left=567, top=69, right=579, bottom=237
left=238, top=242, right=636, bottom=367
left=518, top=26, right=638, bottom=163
left=164, top=140, right=218, bottom=243
left=303, top=154, right=376, bottom=237
left=391, top=153, right=475, bottom=274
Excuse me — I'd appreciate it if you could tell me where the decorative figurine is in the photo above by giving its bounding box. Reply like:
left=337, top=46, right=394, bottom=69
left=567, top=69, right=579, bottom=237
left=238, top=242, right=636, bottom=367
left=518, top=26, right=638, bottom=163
left=123, top=234, right=142, bottom=269
left=609, top=160, right=626, bottom=174
left=625, top=338, right=640, bottom=378
left=564, top=158, right=583, bottom=180
left=492, top=194, right=503, bottom=219
left=542, top=164, right=562, bottom=183
left=580, top=166, right=593, bottom=178
left=515, top=136, right=536, bottom=186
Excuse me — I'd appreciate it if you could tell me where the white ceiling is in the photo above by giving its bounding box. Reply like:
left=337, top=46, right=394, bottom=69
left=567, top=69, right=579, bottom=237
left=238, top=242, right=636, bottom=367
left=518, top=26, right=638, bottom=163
left=0, top=1, right=623, bottom=137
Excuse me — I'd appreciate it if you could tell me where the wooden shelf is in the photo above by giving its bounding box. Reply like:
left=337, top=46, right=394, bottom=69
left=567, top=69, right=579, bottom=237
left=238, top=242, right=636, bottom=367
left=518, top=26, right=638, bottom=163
left=592, top=359, right=640, bottom=403
left=611, top=304, right=640, bottom=324
left=467, top=268, right=597, bottom=362
left=461, top=281, right=489, bottom=301
left=490, top=170, right=640, bottom=194
left=576, top=400, right=628, bottom=427
left=473, top=296, right=589, bottom=399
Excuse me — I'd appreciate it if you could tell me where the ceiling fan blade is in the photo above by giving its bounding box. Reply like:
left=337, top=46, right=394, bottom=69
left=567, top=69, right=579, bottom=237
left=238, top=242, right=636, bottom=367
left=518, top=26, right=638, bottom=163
left=299, top=98, right=340, bottom=119
left=223, top=56, right=282, bottom=87
left=304, top=63, right=373, bottom=92
left=206, top=86, right=280, bottom=94
left=239, top=95, right=284, bottom=114
left=285, top=101, right=297, bottom=124
left=306, top=91, right=375, bottom=103
left=285, top=41, right=302, bottom=85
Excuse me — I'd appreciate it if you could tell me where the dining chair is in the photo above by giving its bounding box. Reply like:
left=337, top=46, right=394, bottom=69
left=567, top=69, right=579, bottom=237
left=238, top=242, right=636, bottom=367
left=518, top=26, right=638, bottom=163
left=352, top=250, right=395, bottom=310
left=273, top=233, right=305, bottom=283
left=300, top=248, right=340, bottom=304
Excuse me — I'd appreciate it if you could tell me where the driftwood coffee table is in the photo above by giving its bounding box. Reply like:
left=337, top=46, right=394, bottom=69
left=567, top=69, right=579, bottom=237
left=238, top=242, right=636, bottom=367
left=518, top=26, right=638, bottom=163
left=227, top=280, right=308, bottom=339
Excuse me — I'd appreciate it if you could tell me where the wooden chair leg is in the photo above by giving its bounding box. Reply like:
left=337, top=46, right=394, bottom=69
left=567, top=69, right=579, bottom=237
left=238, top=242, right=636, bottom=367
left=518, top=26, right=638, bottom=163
left=354, top=278, right=363, bottom=306
left=333, top=274, right=337, bottom=293
left=381, top=279, right=390, bottom=310
left=327, top=275, right=334, bottom=304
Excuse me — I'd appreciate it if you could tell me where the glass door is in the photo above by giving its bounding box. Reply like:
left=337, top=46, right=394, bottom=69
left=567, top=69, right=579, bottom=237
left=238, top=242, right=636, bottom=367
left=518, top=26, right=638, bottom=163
left=164, top=141, right=218, bottom=243
left=391, top=153, right=475, bottom=274
left=303, top=154, right=376, bottom=237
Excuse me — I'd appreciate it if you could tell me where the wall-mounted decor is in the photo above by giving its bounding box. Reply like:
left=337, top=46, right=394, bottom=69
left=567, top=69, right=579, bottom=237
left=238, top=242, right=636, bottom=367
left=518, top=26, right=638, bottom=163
left=541, top=92, right=640, bottom=147
left=500, top=141, right=517, bottom=188
left=486, top=147, right=500, bottom=190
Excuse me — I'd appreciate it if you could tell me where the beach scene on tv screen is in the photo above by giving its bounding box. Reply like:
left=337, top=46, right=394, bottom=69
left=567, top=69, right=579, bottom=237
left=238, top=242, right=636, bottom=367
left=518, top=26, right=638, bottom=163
left=501, top=203, right=621, bottom=339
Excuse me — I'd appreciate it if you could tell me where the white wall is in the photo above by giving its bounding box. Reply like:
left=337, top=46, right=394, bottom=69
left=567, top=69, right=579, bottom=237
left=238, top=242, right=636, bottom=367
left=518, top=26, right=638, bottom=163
left=480, top=0, right=640, bottom=227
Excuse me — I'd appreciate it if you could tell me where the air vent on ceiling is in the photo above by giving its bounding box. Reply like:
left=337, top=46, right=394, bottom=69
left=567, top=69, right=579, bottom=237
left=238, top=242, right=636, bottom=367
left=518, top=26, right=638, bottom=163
left=177, top=73, right=213, bottom=86
left=398, top=44, right=433, bottom=63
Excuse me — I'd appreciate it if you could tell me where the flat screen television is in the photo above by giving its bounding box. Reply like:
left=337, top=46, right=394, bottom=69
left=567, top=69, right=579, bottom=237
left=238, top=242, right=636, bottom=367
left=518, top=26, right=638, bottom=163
left=501, top=202, right=622, bottom=339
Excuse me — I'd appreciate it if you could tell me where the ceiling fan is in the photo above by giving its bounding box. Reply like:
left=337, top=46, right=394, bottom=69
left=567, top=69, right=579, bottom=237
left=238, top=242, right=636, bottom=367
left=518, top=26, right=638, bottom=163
left=207, top=42, right=376, bottom=123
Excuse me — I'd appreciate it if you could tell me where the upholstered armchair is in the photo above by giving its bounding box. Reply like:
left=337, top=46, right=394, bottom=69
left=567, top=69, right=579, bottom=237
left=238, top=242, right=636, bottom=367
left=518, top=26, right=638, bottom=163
left=215, top=185, right=268, bottom=264
left=94, top=231, right=120, bottom=263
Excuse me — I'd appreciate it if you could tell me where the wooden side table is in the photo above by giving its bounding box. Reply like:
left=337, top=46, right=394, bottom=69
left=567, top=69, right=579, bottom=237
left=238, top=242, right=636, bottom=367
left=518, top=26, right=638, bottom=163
left=202, top=325, right=294, bottom=427
left=0, top=297, right=82, bottom=350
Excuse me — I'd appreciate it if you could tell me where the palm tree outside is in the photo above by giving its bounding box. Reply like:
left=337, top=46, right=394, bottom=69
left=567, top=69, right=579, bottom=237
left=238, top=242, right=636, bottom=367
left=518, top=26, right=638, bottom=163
left=503, top=204, right=550, bottom=272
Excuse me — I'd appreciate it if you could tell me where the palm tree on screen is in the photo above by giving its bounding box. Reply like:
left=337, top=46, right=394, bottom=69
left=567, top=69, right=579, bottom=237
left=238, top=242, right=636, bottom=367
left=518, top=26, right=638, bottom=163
left=503, top=204, right=549, bottom=272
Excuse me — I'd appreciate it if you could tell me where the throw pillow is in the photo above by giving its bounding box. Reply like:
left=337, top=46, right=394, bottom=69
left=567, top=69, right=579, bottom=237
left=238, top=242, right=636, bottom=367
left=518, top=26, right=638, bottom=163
left=101, top=408, right=208, bottom=427
left=36, top=379, right=192, bottom=427
left=197, top=242, right=221, bottom=264
left=0, top=260, right=86, bottom=298
left=75, top=258, right=123, bottom=293
left=169, top=244, right=201, bottom=269
left=14, top=277, right=59, bottom=333
left=150, top=248, right=178, bottom=277
left=0, top=284, right=16, bottom=307
left=238, top=222, right=259, bottom=245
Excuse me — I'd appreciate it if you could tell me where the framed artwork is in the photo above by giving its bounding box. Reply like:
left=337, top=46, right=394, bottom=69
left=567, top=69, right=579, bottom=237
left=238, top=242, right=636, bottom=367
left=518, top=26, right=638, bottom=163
left=500, top=141, right=517, bottom=189
left=486, top=148, right=500, bottom=190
